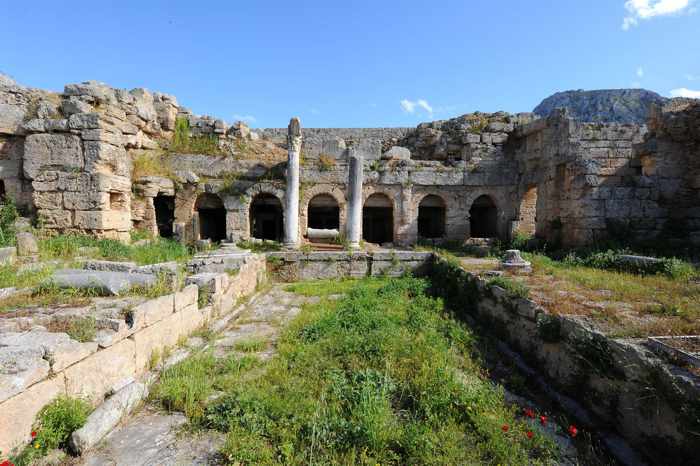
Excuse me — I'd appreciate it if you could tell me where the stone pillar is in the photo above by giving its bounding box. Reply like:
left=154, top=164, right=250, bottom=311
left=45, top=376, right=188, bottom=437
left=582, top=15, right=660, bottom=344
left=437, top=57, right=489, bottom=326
left=284, top=117, right=302, bottom=249
left=346, top=147, right=363, bottom=249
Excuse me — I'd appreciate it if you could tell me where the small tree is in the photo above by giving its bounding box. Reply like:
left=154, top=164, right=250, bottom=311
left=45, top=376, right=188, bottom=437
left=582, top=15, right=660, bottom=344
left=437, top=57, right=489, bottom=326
left=171, top=117, right=190, bottom=151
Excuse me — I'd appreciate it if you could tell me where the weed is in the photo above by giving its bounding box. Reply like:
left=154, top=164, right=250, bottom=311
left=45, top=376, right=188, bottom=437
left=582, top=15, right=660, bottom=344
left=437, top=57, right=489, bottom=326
left=10, top=396, right=91, bottom=465
left=317, top=153, right=336, bottom=171
left=131, top=150, right=174, bottom=180
left=237, top=239, right=282, bottom=253
left=48, top=316, right=97, bottom=343
left=232, top=337, right=267, bottom=353
left=488, top=276, right=530, bottom=299
left=0, top=198, right=19, bottom=247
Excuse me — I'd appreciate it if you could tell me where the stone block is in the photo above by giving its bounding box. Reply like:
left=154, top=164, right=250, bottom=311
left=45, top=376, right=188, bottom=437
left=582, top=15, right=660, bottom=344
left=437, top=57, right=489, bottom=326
left=90, top=173, right=131, bottom=192
left=131, top=310, right=184, bottom=373
left=0, top=103, right=27, bottom=135
left=0, top=246, right=16, bottom=265
left=134, top=294, right=175, bottom=327
left=63, top=191, right=110, bottom=210
left=33, top=191, right=63, bottom=210
left=0, top=346, right=49, bottom=403
left=63, top=338, right=136, bottom=404
left=15, top=232, right=39, bottom=256
left=68, top=113, right=101, bottom=130
left=175, top=284, right=198, bottom=311
left=83, top=141, right=130, bottom=177
left=37, top=209, right=73, bottom=229
left=23, top=134, right=83, bottom=180
left=0, top=376, right=66, bottom=454
left=81, top=129, right=124, bottom=146
left=74, top=210, right=131, bottom=231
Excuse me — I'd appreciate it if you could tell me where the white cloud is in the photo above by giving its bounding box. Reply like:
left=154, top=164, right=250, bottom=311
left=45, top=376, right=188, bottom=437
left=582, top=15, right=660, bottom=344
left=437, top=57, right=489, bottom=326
left=636, top=66, right=644, bottom=77
left=622, top=0, right=694, bottom=30
left=400, top=98, right=433, bottom=115
left=670, top=87, right=700, bottom=98
left=310, top=108, right=320, bottom=115
left=232, top=114, right=256, bottom=123
left=686, top=73, right=699, bottom=81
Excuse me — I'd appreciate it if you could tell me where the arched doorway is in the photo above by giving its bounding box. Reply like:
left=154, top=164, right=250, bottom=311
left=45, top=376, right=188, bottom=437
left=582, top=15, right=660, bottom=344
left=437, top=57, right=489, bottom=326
left=470, top=195, right=498, bottom=238
left=363, top=193, right=393, bottom=244
left=195, top=193, right=227, bottom=242
left=307, top=194, right=340, bottom=230
left=418, top=194, right=446, bottom=239
left=250, top=193, right=283, bottom=241
left=154, top=195, right=175, bottom=238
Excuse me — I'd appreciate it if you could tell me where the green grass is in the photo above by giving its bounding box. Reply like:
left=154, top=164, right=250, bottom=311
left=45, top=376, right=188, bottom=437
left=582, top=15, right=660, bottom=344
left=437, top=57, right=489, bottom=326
left=156, top=278, right=558, bottom=465
left=47, top=316, right=97, bottom=343
left=38, top=234, right=192, bottom=265
left=10, top=396, right=91, bottom=465
left=232, top=337, right=267, bottom=353
left=0, top=264, right=54, bottom=289
left=488, top=276, right=530, bottom=299
left=237, top=239, right=282, bottom=253
left=0, top=198, right=19, bottom=247
left=283, top=278, right=386, bottom=298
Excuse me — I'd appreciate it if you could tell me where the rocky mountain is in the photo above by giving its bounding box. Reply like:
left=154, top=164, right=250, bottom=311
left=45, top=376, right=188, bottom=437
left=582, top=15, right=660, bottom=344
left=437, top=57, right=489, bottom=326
left=533, top=89, right=668, bottom=124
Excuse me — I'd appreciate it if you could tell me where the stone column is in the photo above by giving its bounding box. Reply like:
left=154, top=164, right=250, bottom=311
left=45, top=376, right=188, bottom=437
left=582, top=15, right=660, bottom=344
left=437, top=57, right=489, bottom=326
left=284, top=117, right=302, bottom=248
left=346, top=147, right=363, bottom=249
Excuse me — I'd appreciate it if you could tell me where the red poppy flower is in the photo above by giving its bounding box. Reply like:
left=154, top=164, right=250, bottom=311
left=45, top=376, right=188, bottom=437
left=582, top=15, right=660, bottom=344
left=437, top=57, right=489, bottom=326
left=31, top=431, right=37, bottom=438
left=539, top=415, right=548, bottom=426
left=523, top=408, right=535, bottom=418
left=568, top=425, right=578, bottom=437
left=526, top=430, right=534, bottom=439
left=501, top=424, right=509, bottom=432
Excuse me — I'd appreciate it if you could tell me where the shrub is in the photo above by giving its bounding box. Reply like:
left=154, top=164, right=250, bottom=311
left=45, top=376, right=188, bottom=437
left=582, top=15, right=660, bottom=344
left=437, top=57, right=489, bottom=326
left=131, top=150, right=173, bottom=180
left=317, top=153, right=336, bottom=171
left=0, top=198, right=19, bottom=247
left=237, top=239, right=282, bottom=253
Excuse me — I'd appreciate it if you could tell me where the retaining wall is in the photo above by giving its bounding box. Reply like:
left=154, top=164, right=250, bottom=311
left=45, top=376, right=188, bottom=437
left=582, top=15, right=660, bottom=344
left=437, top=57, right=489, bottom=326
left=267, top=250, right=432, bottom=281
left=429, top=255, right=700, bottom=465
left=0, top=254, right=267, bottom=454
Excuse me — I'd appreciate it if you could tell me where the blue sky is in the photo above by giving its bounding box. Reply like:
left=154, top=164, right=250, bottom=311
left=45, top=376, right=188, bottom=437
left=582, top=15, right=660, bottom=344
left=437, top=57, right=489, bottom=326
left=1, top=1, right=698, bottom=127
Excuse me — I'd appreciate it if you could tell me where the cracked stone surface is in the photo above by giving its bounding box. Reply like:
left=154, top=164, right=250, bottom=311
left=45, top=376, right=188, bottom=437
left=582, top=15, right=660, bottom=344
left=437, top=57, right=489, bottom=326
left=77, top=284, right=312, bottom=465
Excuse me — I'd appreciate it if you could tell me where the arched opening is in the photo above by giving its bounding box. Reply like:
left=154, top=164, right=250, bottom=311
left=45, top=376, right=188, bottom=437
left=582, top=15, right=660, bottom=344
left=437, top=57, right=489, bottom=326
left=516, top=186, right=538, bottom=236
left=363, top=193, right=393, bottom=244
left=470, top=195, right=498, bottom=238
left=250, top=193, right=283, bottom=242
left=308, top=194, right=340, bottom=230
left=0, top=180, right=5, bottom=202
left=154, top=195, right=175, bottom=238
left=418, top=195, right=446, bottom=239
left=196, top=193, right=227, bottom=242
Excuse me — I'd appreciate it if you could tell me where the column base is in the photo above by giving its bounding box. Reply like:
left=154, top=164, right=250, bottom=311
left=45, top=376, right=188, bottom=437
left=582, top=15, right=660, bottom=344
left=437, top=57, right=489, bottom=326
left=283, top=242, right=300, bottom=250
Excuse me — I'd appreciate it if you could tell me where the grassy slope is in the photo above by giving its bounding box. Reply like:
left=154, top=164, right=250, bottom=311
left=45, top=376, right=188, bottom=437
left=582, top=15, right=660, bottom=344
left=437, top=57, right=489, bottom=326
left=152, top=278, right=558, bottom=465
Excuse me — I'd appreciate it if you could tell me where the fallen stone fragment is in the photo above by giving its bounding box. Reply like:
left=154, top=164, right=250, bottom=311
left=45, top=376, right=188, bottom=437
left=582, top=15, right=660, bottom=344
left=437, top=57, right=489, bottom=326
left=70, top=381, right=148, bottom=454
left=49, top=269, right=156, bottom=295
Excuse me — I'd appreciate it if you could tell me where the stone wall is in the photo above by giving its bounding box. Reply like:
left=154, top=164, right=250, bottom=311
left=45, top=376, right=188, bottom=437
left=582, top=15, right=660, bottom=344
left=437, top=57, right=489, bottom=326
left=267, top=250, right=432, bottom=281
left=430, top=255, right=700, bottom=465
left=0, top=254, right=266, bottom=454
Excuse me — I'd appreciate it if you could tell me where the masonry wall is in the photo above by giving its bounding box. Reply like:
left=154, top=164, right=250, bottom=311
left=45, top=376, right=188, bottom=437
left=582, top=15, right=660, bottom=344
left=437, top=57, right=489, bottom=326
left=430, top=255, right=700, bottom=465
left=0, top=254, right=266, bottom=454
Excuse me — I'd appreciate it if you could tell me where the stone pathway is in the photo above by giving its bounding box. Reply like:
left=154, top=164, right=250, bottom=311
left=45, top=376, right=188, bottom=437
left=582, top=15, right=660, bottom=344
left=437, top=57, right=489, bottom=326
left=77, top=284, right=312, bottom=466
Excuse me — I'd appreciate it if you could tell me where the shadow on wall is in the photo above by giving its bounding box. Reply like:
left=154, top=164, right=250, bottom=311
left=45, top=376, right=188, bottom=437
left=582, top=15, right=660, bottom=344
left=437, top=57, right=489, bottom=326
left=196, top=193, right=227, bottom=241
left=418, top=194, right=446, bottom=239
left=469, top=195, right=498, bottom=238
left=250, top=193, right=284, bottom=241
left=363, top=193, right=394, bottom=244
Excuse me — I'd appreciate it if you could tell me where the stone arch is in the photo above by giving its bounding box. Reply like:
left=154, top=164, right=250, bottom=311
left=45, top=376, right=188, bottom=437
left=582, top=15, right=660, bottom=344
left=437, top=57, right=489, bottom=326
left=469, top=194, right=498, bottom=238
left=195, top=193, right=227, bottom=241
left=417, top=194, right=446, bottom=239
left=363, top=191, right=395, bottom=244
left=300, top=184, right=347, bottom=237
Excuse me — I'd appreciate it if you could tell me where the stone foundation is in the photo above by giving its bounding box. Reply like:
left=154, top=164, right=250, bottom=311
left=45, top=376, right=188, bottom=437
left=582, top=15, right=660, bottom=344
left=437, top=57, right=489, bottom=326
left=0, top=254, right=266, bottom=454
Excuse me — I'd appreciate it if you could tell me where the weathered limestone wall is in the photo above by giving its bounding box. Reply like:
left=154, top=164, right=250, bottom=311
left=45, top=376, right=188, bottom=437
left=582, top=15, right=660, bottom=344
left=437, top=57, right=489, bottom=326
left=430, top=255, right=700, bottom=465
left=0, top=254, right=266, bottom=454
left=268, top=250, right=432, bottom=281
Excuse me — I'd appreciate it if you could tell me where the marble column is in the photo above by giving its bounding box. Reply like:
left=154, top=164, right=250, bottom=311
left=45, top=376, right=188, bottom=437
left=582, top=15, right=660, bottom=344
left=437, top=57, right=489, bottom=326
left=284, top=117, right=302, bottom=248
left=346, top=146, right=363, bottom=249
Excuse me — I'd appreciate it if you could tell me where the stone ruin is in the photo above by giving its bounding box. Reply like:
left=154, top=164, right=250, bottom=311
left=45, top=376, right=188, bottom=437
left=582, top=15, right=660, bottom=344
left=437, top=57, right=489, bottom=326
left=1, top=75, right=700, bottom=250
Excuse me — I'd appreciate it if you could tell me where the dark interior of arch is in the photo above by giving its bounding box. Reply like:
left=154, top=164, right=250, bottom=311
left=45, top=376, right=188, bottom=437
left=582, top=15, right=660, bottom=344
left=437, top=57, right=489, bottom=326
left=308, top=194, right=340, bottom=230
left=196, top=193, right=227, bottom=242
left=363, top=194, right=393, bottom=244
left=418, top=195, right=446, bottom=239
left=470, top=195, right=498, bottom=238
left=0, top=180, right=5, bottom=202
left=154, top=194, right=175, bottom=238
left=250, top=193, right=283, bottom=241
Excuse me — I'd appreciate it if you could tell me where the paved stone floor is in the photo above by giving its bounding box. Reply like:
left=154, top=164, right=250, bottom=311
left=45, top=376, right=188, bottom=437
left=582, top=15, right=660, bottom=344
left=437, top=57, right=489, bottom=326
left=78, top=284, right=312, bottom=466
